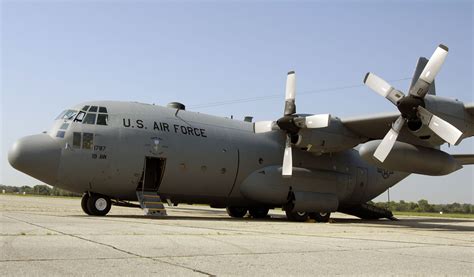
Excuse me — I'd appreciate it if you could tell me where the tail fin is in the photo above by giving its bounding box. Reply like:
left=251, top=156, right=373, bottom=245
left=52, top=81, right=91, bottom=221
left=410, top=57, right=436, bottom=96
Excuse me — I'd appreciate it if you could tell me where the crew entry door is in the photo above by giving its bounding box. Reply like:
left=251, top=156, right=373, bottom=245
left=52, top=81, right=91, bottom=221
left=142, top=157, right=166, bottom=191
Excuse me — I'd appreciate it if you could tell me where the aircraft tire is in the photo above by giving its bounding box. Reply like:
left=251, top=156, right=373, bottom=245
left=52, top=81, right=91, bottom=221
left=285, top=210, right=309, bottom=222
left=249, top=207, right=269, bottom=218
left=309, top=212, right=331, bottom=223
left=87, top=194, right=111, bottom=216
left=81, top=193, right=92, bottom=215
left=226, top=206, right=248, bottom=218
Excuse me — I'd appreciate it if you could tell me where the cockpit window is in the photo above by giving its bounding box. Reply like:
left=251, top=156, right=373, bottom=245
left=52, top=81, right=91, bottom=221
left=71, top=106, right=109, bottom=125
left=97, top=114, right=108, bottom=125
left=74, top=111, right=86, bottom=122
left=55, top=109, right=78, bottom=120
left=83, top=113, right=97, bottom=124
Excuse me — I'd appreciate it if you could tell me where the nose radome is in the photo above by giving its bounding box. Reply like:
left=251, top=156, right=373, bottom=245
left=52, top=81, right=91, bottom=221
left=8, top=134, right=61, bottom=185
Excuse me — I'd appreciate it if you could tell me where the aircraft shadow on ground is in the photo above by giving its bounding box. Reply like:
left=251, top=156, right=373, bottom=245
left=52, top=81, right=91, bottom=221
left=96, top=210, right=474, bottom=232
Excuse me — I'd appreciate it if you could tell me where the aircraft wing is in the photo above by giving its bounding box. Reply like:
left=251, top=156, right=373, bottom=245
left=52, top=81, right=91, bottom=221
left=340, top=112, right=399, bottom=140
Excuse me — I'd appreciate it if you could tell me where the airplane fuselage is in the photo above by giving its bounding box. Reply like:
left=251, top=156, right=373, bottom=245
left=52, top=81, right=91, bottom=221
left=25, top=101, right=407, bottom=210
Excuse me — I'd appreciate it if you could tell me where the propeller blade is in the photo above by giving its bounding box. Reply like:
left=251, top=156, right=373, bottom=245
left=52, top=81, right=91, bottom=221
left=282, top=136, right=293, bottom=177
left=254, top=121, right=276, bottom=133
left=417, top=106, right=462, bottom=145
left=374, top=116, right=405, bottom=162
left=284, top=71, right=296, bottom=116
left=363, top=73, right=405, bottom=105
left=409, top=44, right=448, bottom=98
left=305, top=114, right=330, bottom=128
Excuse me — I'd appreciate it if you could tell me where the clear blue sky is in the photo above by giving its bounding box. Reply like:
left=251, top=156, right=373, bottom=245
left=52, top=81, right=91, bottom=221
left=1, top=0, right=472, bottom=203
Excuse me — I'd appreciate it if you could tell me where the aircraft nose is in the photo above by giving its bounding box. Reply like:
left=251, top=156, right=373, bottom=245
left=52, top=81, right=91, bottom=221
left=8, top=134, right=61, bottom=185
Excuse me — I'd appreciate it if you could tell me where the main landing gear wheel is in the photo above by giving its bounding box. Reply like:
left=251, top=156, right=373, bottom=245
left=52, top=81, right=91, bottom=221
left=81, top=193, right=92, bottom=215
left=309, top=212, right=331, bottom=223
left=285, top=210, right=309, bottom=222
left=86, top=193, right=111, bottom=216
left=226, top=206, right=248, bottom=218
left=249, top=207, right=269, bottom=219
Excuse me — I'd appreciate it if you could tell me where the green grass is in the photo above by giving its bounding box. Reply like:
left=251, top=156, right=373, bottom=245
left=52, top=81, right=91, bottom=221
left=393, top=211, right=474, bottom=219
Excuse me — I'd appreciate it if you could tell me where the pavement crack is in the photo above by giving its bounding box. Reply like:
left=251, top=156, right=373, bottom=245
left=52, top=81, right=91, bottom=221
left=2, top=214, right=215, bottom=276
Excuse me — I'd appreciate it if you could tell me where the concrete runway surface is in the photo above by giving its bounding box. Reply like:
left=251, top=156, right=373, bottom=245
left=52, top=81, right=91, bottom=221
left=1, top=195, right=473, bottom=276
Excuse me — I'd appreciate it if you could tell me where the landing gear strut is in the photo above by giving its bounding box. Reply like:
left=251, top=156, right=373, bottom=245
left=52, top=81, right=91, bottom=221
left=81, top=193, right=111, bottom=216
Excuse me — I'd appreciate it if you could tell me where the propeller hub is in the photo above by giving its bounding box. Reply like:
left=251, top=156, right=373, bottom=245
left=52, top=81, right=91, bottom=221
left=276, top=115, right=300, bottom=134
left=397, top=96, right=425, bottom=120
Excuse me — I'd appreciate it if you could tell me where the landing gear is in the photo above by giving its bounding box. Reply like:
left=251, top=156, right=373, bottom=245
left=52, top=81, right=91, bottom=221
left=81, top=193, right=92, bottom=215
left=226, top=206, right=248, bottom=218
left=285, top=210, right=309, bottom=222
left=249, top=207, right=269, bottom=218
left=309, top=212, right=331, bottom=222
left=81, top=193, right=111, bottom=216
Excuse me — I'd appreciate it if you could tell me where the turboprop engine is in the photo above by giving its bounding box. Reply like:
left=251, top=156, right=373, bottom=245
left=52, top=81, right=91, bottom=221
left=358, top=140, right=462, bottom=176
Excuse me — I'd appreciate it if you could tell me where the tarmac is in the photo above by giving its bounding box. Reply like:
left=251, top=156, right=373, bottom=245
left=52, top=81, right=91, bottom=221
left=1, top=195, right=473, bottom=276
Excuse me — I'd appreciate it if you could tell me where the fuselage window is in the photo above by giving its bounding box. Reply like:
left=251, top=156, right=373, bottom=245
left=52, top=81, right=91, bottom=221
left=74, top=111, right=86, bottom=122
left=83, top=113, right=97, bottom=124
left=73, top=132, right=81, bottom=148
left=56, top=131, right=65, bottom=138
left=89, top=106, right=98, bottom=112
left=97, top=114, right=108, bottom=125
left=82, top=133, right=94, bottom=149
left=99, top=107, right=107, bottom=113
left=82, top=105, right=90, bottom=111
left=60, top=123, right=69, bottom=130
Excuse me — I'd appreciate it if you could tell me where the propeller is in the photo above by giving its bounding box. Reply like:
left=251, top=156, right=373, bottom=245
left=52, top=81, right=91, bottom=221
left=254, top=71, right=331, bottom=177
left=364, top=44, right=463, bottom=162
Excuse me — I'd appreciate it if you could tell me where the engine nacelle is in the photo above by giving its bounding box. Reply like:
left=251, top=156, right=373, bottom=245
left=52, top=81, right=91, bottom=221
left=295, top=117, right=362, bottom=154
left=359, top=140, right=462, bottom=176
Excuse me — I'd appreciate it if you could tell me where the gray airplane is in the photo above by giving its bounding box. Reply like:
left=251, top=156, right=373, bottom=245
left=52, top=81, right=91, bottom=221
left=8, top=44, right=474, bottom=222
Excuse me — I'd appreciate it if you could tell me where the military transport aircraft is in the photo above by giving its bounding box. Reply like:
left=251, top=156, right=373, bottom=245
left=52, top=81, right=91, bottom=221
left=8, top=44, right=474, bottom=222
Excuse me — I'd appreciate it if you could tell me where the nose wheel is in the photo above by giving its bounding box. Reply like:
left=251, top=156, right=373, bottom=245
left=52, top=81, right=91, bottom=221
left=81, top=193, right=111, bottom=216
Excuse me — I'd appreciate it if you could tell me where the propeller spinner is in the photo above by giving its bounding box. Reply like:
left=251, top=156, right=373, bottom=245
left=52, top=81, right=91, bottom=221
left=364, top=44, right=463, bottom=162
left=254, top=71, right=331, bottom=177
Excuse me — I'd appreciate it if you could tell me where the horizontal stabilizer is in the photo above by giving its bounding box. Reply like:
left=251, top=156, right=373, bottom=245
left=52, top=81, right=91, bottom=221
left=452, top=154, right=474, bottom=165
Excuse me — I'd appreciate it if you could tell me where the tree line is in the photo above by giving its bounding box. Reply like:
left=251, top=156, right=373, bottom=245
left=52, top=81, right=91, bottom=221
left=1, top=184, right=472, bottom=214
left=0, top=184, right=81, bottom=197
left=371, top=199, right=473, bottom=214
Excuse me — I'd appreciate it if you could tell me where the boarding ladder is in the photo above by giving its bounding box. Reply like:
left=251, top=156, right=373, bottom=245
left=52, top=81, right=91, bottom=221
left=136, top=190, right=167, bottom=216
